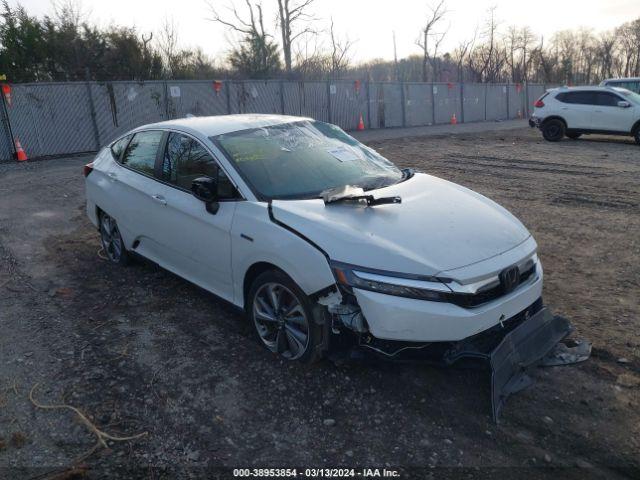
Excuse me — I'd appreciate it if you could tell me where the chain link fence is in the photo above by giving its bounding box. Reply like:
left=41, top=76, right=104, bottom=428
left=0, top=79, right=547, bottom=162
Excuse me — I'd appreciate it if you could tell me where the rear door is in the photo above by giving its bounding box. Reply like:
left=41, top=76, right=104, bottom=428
left=555, top=91, right=596, bottom=129
left=591, top=91, right=636, bottom=132
left=150, top=131, right=241, bottom=302
left=102, top=130, right=167, bottom=262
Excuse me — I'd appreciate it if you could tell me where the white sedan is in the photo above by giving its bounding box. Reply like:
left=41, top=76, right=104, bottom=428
left=84, top=115, right=573, bottom=377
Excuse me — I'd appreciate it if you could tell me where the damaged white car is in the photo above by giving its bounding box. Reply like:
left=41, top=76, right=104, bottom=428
left=85, top=114, right=589, bottom=420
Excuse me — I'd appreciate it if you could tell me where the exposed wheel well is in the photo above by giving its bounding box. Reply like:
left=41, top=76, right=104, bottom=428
left=243, top=262, right=286, bottom=306
left=541, top=116, right=567, bottom=128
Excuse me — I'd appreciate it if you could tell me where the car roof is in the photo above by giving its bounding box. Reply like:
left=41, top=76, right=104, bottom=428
left=141, top=114, right=313, bottom=137
left=601, top=77, right=640, bottom=83
left=550, top=85, right=629, bottom=93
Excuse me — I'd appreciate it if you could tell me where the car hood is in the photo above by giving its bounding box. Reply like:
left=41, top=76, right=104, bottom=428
left=270, top=173, right=532, bottom=278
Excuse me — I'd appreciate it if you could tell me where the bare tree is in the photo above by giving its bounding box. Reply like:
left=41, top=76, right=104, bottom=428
left=292, top=31, right=329, bottom=80
left=207, top=0, right=281, bottom=77
left=328, top=17, right=354, bottom=79
left=158, top=17, right=179, bottom=78
left=276, top=0, right=316, bottom=76
left=451, top=30, right=476, bottom=82
left=415, top=0, right=448, bottom=82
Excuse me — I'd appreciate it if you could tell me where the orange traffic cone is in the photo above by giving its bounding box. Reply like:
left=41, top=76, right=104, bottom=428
left=357, top=113, right=365, bottom=131
left=15, top=138, right=27, bottom=162
left=450, top=113, right=457, bottom=125
left=517, top=109, right=523, bottom=119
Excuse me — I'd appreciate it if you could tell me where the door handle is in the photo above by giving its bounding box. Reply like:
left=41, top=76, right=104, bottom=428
left=107, top=172, right=118, bottom=180
left=151, top=194, right=167, bottom=206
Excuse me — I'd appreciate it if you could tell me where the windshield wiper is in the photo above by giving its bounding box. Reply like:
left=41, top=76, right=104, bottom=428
left=401, top=168, right=415, bottom=180
left=322, top=184, right=401, bottom=206
left=324, top=194, right=402, bottom=206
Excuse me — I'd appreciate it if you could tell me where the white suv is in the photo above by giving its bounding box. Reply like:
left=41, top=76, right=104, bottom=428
left=529, top=86, right=640, bottom=144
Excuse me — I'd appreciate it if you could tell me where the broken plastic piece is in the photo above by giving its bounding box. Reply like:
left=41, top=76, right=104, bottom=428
left=539, top=339, right=592, bottom=367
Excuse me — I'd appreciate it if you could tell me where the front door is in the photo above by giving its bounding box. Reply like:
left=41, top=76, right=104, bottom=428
left=150, top=131, right=240, bottom=303
left=590, top=91, right=637, bottom=132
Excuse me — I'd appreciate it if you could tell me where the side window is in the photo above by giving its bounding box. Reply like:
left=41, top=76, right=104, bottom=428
left=595, top=92, right=622, bottom=107
left=560, top=92, right=597, bottom=105
left=162, top=133, right=239, bottom=199
left=121, top=131, right=163, bottom=176
left=609, top=81, right=639, bottom=93
left=110, top=135, right=131, bottom=162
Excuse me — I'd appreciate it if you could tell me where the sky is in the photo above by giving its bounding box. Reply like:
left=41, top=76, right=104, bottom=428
left=12, top=0, right=640, bottom=63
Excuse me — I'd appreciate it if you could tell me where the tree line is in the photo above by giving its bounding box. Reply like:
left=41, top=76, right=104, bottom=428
left=1, top=0, right=638, bottom=85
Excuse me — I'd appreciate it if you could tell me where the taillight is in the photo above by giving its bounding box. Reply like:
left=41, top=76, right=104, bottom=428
left=83, top=162, right=94, bottom=177
left=534, top=99, right=545, bottom=108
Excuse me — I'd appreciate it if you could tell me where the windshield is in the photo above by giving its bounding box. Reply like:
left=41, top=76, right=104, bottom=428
left=212, top=121, right=403, bottom=200
left=616, top=88, right=640, bottom=103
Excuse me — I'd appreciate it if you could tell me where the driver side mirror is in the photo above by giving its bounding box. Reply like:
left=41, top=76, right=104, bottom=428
left=618, top=101, right=631, bottom=108
left=191, top=177, right=219, bottom=214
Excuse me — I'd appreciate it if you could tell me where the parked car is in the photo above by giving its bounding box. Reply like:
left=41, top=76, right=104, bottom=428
left=84, top=114, right=580, bottom=419
left=600, top=77, right=640, bottom=93
left=529, top=86, right=640, bottom=144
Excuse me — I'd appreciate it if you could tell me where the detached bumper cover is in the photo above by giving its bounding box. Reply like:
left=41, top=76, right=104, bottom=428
left=444, top=306, right=575, bottom=421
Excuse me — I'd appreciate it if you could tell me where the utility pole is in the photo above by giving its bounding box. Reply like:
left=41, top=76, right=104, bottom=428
left=393, top=31, right=400, bottom=81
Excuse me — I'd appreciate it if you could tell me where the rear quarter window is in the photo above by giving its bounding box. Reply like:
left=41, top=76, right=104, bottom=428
left=121, top=131, right=164, bottom=176
left=110, top=135, right=131, bottom=162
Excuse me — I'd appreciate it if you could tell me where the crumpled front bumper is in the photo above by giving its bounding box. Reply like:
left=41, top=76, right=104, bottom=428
left=443, top=306, right=587, bottom=421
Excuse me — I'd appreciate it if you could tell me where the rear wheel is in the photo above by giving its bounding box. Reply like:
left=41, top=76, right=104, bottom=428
left=99, top=212, right=129, bottom=265
left=542, top=119, right=565, bottom=142
left=634, top=128, right=640, bottom=145
left=247, top=270, right=325, bottom=363
left=566, top=132, right=582, bottom=140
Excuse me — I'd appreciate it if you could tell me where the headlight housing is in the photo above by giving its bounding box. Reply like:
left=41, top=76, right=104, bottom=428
left=330, top=261, right=452, bottom=302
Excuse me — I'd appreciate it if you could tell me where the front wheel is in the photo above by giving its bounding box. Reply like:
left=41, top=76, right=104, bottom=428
left=634, top=128, right=640, bottom=145
left=247, top=270, right=325, bottom=363
left=542, top=119, right=565, bottom=142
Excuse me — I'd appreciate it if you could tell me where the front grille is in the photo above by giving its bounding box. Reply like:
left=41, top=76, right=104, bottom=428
left=445, top=262, right=537, bottom=308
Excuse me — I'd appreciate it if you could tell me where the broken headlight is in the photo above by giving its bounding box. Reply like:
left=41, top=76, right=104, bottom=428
left=330, top=261, right=452, bottom=301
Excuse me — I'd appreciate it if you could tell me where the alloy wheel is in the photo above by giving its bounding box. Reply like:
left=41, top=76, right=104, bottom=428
left=252, top=282, right=310, bottom=360
left=100, top=214, right=123, bottom=263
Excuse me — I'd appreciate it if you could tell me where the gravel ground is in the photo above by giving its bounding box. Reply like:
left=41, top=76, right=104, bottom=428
left=0, top=126, right=639, bottom=479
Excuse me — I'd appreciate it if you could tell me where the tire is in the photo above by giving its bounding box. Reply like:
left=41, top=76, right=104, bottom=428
left=542, top=119, right=565, bottom=142
left=99, top=212, right=130, bottom=265
left=566, top=132, right=582, bottom=140
left=246, top=270, right=326, bottom=364
left=634, top=128, right=640, bottom=146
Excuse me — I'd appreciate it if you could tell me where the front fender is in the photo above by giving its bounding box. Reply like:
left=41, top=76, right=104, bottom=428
left=230, top=202, right=336, bottom=308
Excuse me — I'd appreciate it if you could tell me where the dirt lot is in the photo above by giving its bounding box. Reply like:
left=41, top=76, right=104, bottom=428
left=1, top=126, right=639, bottom=479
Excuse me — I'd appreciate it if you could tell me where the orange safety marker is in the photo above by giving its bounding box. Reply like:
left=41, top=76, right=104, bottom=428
left=1, top=83, right=11, bottom=106
left=357, top=113, right=365, bottom=131
left=15, top=138, right=27, bottom=161
left=517, top=109, right=523, bottom=119
left=450, top=113, right=457, bottom=125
